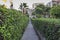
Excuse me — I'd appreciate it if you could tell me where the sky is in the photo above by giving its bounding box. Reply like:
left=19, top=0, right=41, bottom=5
left=0, top=0, right=51, bottom=9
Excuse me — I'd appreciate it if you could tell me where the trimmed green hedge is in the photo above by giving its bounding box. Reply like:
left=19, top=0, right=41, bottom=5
left=32, top=18, right=60, bottom=40
left=0, top=7, right=28, bottom=40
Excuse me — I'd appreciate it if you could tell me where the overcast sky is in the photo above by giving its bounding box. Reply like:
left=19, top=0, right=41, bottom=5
left=0, top=0, right=51, bottom=9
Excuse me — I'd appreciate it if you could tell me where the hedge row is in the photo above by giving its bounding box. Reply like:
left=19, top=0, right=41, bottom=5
left=0, top=7, right=28, bottom=40
left=32, top=18, right=60, bottom=40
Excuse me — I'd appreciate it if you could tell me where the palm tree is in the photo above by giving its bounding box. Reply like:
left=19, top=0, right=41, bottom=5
left=20, top=3, right=23, bottom=10
left=19, top=3, right=28, bottom=14
left=23, top=3, right=28, bottom=8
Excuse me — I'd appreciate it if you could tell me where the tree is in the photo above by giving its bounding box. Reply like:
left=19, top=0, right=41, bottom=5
left=35, top=4, right=45, bottom=14
left=33, top=4, right=52, bottom=18
left=44, top=7, right=51, bottom=13
left=0, top=5, right=7, bottom=8
left=33, top=4, right=45, bottom=18
left=19, top=3, right=28, bottom=9
left=50, top=6, right=60, bottom=18
left=36, top=4, right=45, bottom=10
left=19, top=3, right=23, bottom=10
left=19, top=3, right=28, bottom=14
left=35, top=7, right=43, bottom=14
left=23, top=3, right=28, bottom=8
left=44, top=7, right=51, bottom=17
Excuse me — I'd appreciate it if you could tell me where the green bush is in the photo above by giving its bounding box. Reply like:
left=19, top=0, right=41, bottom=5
left=0, top=7, right=28, bottom=40
left=32, top=18, right=60, bottom=40
left=35, top=7, right=43, bottom=14
left=50, top=6, right=60, bottom=18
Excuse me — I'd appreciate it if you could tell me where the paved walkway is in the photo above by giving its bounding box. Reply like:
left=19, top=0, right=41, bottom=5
left=21, top=20, right=39, bottom=40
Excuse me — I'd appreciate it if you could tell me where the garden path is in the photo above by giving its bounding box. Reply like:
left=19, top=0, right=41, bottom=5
left=21, top=19, right=39, bottom=40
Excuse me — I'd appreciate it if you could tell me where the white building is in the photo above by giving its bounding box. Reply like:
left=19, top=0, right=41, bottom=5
left=46, top=0, right=60, bottom=7
left=32, top=3, right=44, bottom=9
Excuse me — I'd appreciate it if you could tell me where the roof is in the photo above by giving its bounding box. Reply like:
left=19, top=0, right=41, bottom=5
left=52, top=0, right=60, bottom=2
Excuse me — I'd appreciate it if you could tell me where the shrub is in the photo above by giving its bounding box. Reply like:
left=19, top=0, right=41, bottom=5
left=32, top=18, right=60, bottom=40
left=35, top=7, right=43, bottom=14
left=0, top=7, right=28, bottom=40
left=50, top=6, right=60, bottom=18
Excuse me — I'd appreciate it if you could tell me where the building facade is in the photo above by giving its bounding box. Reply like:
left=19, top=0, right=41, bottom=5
left=32, top=3, right=44, bottom=9
left=32, top=3, right=40, bottom=8
left=46, top=0, right=60, bottom=7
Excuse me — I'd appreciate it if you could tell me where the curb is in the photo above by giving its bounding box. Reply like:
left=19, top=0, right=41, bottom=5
left=34, top=27, right=46, bottom=40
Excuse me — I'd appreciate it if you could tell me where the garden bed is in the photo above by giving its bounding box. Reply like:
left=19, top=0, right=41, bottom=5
left=0, top=7, right=28, bottom=40
left=32, top=18, right=60, bottom=40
